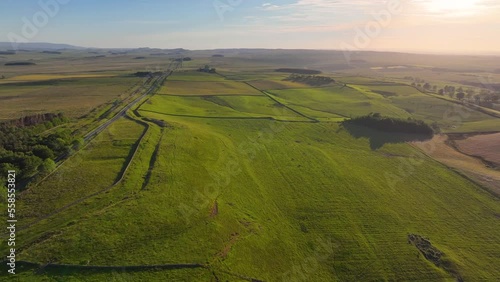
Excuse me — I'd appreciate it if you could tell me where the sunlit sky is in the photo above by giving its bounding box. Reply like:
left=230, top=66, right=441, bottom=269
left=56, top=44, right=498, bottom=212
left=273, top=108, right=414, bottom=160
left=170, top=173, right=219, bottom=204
left=1, top=0, right=499, bottom=54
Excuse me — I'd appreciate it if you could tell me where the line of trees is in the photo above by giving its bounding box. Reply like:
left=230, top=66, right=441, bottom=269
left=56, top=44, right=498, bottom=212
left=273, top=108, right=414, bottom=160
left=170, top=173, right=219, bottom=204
left=343, top=113, right=434, bottom=135
left=407, top=77, right=499, bottom=110
left=438, top=85, right=499, bottom=107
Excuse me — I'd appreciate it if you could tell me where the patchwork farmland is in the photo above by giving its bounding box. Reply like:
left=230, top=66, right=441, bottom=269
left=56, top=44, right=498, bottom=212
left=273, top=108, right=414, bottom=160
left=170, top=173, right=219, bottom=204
left=1, top=50, right=499, bottom=281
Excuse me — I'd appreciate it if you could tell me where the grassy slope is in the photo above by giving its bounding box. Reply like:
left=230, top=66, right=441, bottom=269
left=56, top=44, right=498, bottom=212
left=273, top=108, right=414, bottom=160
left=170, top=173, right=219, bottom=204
left=158, top=81, right=262, bottom=96
left=14, top=117, right=146, bottom=228
left=270, top=83, right=499, bottom=133
left=246, top=79, right=313, bottom=90
left=8, top=267, right=215, bottom=282
left=3, top=68, right=499, bottom=281
left=268, top=86, right=410, bottom=119
left=139, top=94, right=308, bottom=121
left=12, top=117, right=500, bottom=281
left=348, top=84, right=500, bottom=133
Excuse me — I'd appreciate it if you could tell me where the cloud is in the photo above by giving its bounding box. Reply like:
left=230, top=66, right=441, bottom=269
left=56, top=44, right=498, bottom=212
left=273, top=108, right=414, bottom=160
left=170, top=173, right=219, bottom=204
left=115, top=20, right=180, bottom=25
left=261, top=3, right=282, bottom=10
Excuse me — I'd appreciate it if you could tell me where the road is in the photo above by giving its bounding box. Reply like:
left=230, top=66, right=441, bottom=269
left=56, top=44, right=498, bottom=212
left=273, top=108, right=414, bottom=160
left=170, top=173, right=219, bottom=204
left=83, top=72, right=169, bottom=142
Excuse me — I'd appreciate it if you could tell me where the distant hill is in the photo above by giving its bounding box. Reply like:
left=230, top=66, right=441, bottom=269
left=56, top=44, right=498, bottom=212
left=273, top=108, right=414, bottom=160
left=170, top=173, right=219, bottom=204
left=0, top=42, right=84, bottom=51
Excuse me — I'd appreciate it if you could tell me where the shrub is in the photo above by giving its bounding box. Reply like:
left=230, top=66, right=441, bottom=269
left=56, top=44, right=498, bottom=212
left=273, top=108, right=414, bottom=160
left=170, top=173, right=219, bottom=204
left=39, top=158, right=56, bottom=174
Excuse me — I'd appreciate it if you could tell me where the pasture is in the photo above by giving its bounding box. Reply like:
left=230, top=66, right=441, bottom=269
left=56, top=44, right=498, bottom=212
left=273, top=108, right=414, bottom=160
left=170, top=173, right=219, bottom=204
left=1, top=49, right=499, bottom=281
left=139, top=94, right=308, bottom=121
left=247, top=79, right=315, bottom=90
left=0, top=76, right=142, bottom=120
left=17, top=117, right=146, bottom=227
left=158, top=80, right=262, bottom=96
left=167, top=71, right=228, bottom=82
left=268, top=86, right=410, bottom=119
left=12, top=117, right=500, bottom=281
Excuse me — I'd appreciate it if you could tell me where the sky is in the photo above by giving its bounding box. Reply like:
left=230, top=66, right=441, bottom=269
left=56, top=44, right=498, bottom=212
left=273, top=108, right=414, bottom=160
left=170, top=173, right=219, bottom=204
left=0, top=0, right=499, bottom=54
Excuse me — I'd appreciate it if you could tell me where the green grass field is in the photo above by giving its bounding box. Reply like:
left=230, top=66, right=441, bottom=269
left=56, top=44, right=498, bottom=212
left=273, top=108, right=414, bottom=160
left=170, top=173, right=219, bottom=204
left=10, top=117, right=500, bottom=281
left=168, top=71, right=228, bottom=82
left=246, top=79, right=313, bottom=90
left=158, top=80, right=262, bottom=96
left=15, top=117, right=146, bottom=227
left=1, top=50, right=499, bottom=281
left=268, top=86, right=411, bottom=119
left=139, top=94, right=308, bottom=121
left=346, top=83, right=500, bottom=132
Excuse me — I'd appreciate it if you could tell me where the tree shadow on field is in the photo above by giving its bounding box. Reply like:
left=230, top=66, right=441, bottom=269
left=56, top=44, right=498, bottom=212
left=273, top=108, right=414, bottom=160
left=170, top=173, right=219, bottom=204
left=342, top=123, right=433, bottom=150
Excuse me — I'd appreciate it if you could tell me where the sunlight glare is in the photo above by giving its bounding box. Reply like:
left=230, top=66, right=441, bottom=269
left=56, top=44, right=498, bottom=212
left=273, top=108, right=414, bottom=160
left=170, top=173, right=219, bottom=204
left=424, top=0, right=480, bottom=14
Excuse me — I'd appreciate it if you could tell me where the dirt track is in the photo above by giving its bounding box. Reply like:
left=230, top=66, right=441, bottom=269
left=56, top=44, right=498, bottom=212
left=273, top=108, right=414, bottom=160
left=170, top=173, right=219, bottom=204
left=412, top=135, right=500, bottom=197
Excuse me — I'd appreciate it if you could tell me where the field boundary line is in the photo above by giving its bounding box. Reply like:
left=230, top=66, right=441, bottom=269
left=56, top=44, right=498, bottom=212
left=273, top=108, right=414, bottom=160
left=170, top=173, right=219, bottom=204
left=155, top=93, right=264, bottom=97
left=83, top=74, right=167, bottom=143
left=410, top=138, right=499, bottom=199
left=261, top=89, right=319, bottom=123
left=16, top=72, right=173, bottom=234
left=214, top=71, right=318, bottom=122
left=284, top=102, right=350, bottom=119
left=26, top=74, right=167, bottom=191
left=345, top=78, right=500, bottom=120
left=411, top=85, right=500, bottom=118
left=18, top=116, right=150, bottom=231
left=2, top=261, right=265, bottom=281
left=138, top=109, right=317, bottom=123
left=140, top=128, right=165, bottom=190
left=403, top=83, right=500, bottom=119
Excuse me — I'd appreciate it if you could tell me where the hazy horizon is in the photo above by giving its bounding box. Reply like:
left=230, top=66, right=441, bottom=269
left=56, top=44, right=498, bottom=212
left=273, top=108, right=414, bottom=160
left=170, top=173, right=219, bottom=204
left=1, top=0, right=500, bottom=55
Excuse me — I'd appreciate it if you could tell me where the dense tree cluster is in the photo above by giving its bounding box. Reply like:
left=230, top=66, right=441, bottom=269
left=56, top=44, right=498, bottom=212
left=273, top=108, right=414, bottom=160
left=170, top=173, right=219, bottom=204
left=198, top=65, right=216, bottom=73
left=5, top=62, right=36, bottom=66
left=0, top=113, right=74, bottom=182
left=343, top=113, right=434, bottom=135
left=284, top=74, right=335, bottom=86
left=2, top=113, right=66, bottom=128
